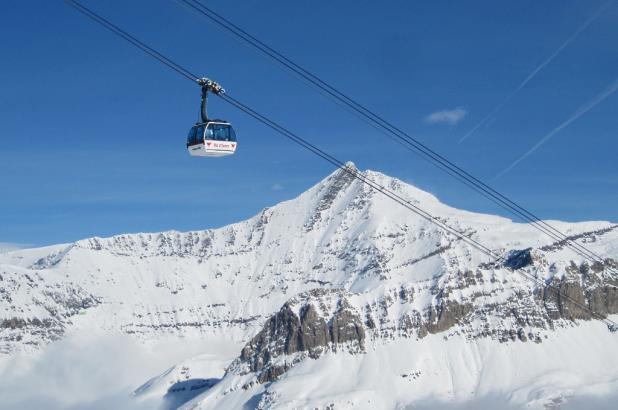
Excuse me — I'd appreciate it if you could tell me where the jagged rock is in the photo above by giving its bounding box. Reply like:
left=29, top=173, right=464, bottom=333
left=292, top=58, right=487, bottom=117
left=299, top=304, right=330, bottom=356
left=588, top=285, right=618, bottom=316
left=304, top=164, right=357, bottom=232
left=331, top=303, right=365, bottom=348
left=1, top=318, right=28, bottom=329
left=232, top=290, right=365, bottom=383
left=539, top=225, right=618, bottom=252
left=423, top=300, right=473, bottom=335
left=540, top=278, right=590, bottom=320
left=537, top=263, right=618, bottom=321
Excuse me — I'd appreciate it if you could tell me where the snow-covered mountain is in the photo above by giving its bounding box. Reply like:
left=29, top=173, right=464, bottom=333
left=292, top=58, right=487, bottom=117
left=1, top=163, right=617, bottom=409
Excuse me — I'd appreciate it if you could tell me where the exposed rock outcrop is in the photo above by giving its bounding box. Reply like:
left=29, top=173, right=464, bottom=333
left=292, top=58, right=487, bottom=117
left=231, top=290, right=365, bottom=383
left=304, top=163, right=357, bottom=232
left=0, top=269, right=100, bottom=353
left=538, top=262, right=618, bottom=321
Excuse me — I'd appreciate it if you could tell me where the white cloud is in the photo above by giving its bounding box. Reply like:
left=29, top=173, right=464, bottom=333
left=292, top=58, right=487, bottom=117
left=271, top=183, right=284, bottom=191
left=0, top=332, right=209, bottom=410
left=425, top=107, right=467, bottom=125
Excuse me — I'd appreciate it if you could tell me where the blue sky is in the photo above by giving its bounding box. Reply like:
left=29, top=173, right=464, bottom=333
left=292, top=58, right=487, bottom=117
left=1, top=0, right=617, bottom=246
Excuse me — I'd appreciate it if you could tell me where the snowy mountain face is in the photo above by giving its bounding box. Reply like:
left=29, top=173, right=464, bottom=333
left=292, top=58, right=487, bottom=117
left=2, top=163, right=618, bottom=409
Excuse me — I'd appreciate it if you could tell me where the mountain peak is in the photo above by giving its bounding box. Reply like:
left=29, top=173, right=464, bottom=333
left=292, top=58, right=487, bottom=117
left=343, top=161, right=356, bottom=170
left=2, top=165, right=618, bottom=409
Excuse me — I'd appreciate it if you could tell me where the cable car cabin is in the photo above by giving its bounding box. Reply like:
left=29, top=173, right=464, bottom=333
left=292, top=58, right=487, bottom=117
left=187, top=121, right=237, bottom=157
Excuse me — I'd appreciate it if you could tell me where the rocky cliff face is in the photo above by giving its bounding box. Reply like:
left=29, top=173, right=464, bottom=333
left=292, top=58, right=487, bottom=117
left=0, top=267, right=100, bottom=353
left=230, top=289, right=365, bottom=383
left=224, top=252, right=618, bottom=385
left=539, top=260, right=618, bottom=321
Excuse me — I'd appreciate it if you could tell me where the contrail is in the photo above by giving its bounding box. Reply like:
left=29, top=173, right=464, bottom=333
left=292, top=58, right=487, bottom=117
left=495, top=79, right=618, bottom=179
left=459, top=0, right=615, bottom=143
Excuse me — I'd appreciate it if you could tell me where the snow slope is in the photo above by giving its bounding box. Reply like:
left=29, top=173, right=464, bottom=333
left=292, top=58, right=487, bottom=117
left=181, top=321, right=618, bottom=409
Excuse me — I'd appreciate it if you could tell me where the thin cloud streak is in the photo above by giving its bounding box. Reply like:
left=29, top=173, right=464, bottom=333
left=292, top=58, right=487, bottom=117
left=495, top=79, right=618, bottom=179
left=459, top=0, right=615, bottom=143
left=425, top=107, right=467, bottom=125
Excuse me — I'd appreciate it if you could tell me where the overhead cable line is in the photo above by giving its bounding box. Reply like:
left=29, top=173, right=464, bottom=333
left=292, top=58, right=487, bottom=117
left=64, top=0, right=618, bottom=330
left=173, top=0, right=617, bottom=275
left=66, top=0, right=199, bottom=82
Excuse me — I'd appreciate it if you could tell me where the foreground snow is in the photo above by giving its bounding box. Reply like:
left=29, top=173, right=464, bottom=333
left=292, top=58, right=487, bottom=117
left=127, top=319, right=617, bottom=409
